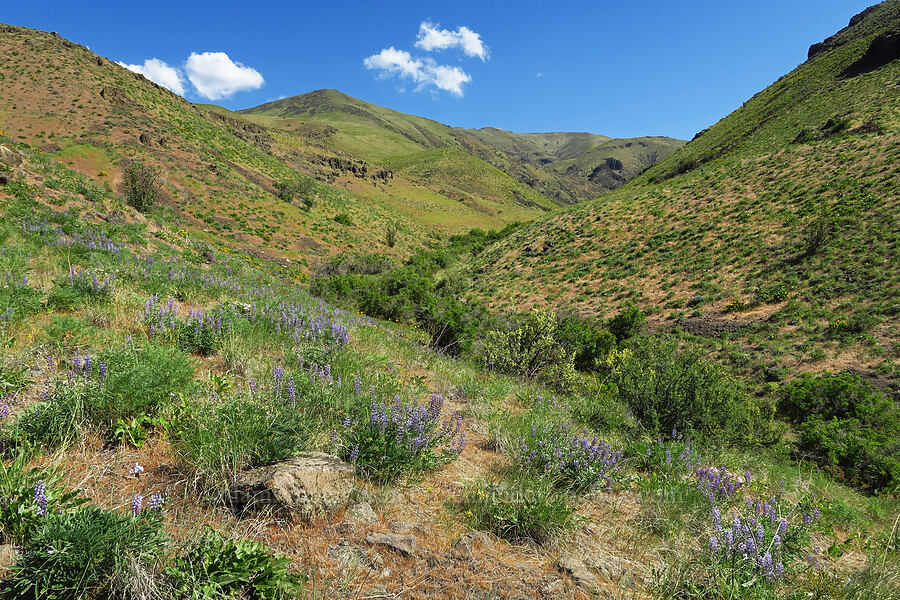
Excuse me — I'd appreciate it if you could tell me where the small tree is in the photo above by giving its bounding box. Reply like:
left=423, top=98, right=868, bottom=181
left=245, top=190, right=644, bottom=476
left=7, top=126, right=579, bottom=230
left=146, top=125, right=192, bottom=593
left=275, top=177, right=316, bottom=210
left=385, top=222, right=399, bottom=248
left=122, top=160, right=161, bottom=212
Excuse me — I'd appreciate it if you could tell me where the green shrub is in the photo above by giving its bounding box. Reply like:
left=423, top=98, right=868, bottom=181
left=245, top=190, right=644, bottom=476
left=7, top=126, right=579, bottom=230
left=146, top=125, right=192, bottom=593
left=333, top=213, right=352, bottom=226
left=0, top=451, right=86, bottom=543
left=143, top=296, right=231, bottom=355
left=385, top=222, right=399, bottom=248
left=0, top=274, right=42, bottom=326
left=482, top=310, right=577, bottom=389
left=7, top=346, right=194, bottom=450
left=168, top=527, right=303, bottom=600
left=606, top=305, right=646, bottom=342
left=47, top=268, right=114, bottom=309
left=608, top=336, right=763, bottom=444
left=172, top=391, right=311, bottom=498
left=122, top=159, right=161, bottom=212
left=554, top=311, right=616, bottom=371
left=274, top=177, right=315, bottom=210
left=334, top=393, right=464, bottom=483
left=780, top=373, right=899, bottom=491
left=456, top=472, right=577, bottom=543
left=1, top=505, right=166, bottom=599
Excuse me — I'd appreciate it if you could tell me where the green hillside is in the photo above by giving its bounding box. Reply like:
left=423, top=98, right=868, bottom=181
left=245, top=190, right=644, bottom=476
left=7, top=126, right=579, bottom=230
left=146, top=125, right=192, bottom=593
left=241, top=90, right=685, bottom=202
left=468, top=0, right=900, bottom=382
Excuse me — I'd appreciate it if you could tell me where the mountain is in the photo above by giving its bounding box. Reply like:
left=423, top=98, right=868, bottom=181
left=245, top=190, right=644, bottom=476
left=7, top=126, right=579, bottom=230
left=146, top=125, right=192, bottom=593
left=465, top=0, right=900, bottom=378
left=240, top=90, right=685, bottom=203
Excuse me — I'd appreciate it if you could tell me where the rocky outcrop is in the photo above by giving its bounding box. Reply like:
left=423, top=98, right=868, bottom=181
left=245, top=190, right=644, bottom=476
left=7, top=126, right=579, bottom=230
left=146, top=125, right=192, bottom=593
left=99, top=86, right=129, bottom=107
left=0, top=145, right=23, bottom=167
left=229, top=452, right=355, bottom=519
left=207, top=111, right=274, bottom=152
left=842, top=30, right=900, bottom=77
left=557, top=555, right=600, bottom=595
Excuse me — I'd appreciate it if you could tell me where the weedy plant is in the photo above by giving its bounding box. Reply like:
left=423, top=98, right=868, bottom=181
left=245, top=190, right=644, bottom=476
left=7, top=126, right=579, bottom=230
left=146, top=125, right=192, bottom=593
left=167, top=527, right=304, bottom=600
left=334, top=393, right=465, bottom=483
left=47, top=266, right=114, bottom=309
left=456, top=471, right=578, bottom=543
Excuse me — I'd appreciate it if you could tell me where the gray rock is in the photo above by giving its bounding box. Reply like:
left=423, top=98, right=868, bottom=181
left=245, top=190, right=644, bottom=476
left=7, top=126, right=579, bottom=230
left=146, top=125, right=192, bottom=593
left=0, top=544, right=19, bottom=574
left=557, top=554, right=600, bottom=595
left=366, top=531, right=416, bottom=556
left=328, top=542, right=383, bottom=571
left=540, top=578, right=565, bottom=596
left=347, top=501, right=379, bottom=524
left=0, top=146, right=22, bottom=167
left=584, top=552, right=625, bottom=581
left=230, top=452, right=354, bottom=520
left=451, top=531, right=491, bottom=560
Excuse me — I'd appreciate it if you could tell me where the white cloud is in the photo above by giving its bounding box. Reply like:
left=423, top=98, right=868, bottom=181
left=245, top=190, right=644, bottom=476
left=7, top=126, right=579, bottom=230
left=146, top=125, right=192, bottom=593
left=364, top=47, right=471, bottom=96
left=415, top=22, right=488, bottom=61
left=536, top=72, right=544, bottom=78
left=184, top=52, right=264, bottom=100
left=117, top=58, right=186, bottom=96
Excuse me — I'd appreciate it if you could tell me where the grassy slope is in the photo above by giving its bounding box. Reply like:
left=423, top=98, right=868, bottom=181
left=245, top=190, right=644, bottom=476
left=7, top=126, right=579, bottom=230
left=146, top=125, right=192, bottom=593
left=0, top=29, right=550, bottom=272
left=468, top=1, right=900, bottom=382
left=240, top=91, right=685, bottom=203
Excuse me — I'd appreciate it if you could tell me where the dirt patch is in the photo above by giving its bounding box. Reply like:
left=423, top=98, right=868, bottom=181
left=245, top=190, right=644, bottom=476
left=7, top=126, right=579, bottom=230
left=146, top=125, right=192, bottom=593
left=675, top=316, right=749, bottom=337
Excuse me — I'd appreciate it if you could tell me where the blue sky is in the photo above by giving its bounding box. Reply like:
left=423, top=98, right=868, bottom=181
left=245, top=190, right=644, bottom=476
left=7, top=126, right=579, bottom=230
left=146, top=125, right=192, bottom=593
left=4, top=0, right=875, bottom=139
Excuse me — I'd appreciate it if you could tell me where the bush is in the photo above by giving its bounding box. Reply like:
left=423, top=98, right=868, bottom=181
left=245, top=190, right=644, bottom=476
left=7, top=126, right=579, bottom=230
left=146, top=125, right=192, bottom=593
left=1, top=505, right=166, bottom=599
left=168, top=527, right=303, bottom=600
left=608, top=336, right=763, bottom=445
left=333, top=213, right=352, bottom=226
left=334, top=393, right=464, bottom=483
left=780, top=373, right=899, bottom=491
left=385, top=222, right=399, bottom=248
left=482, top=310, right=577, bottom=389
left=0, top=451, right=86, bottom=543
left=143, top=296, right=230, bottom=355
left=607, top=306, right=646, bottom=342
left=457, top=472, right=577, bottom=543
left=172, top=386, right=312, bottom=498
left=512, top=420, right=623, bottom=493
left=0, top=273, right=42, bottom=326
left=122, top=160, right=161, bottom=212
left=7, top=346, right=194, bottom=449
left=274, top=177, right=315, bottom=210
left=48, top=267, right=114, bottom=309
left=554, top=312, right=616, bottom=371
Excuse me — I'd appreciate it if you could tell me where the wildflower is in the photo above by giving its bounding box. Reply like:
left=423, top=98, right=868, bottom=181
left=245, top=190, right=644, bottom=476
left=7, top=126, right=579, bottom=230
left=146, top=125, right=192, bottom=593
left=147, top=492, right=164, bottom=511
left=131, top=493, right=143, bottom=515
left=709, top=536, right=719, bottom=554
left=34, top=480, right=48, bottom=516
left=129, top=462, right=144, bottom=477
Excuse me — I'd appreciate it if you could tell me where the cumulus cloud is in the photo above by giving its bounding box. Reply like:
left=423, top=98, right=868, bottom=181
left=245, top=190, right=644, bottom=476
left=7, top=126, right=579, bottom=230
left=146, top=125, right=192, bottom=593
left=117, top=58, right=186, bottom=96
left=184, top=52, right=264, bottom=100
left=415, top=22, right=488, bottom=61
left=364, top=47, right=472, bottom=96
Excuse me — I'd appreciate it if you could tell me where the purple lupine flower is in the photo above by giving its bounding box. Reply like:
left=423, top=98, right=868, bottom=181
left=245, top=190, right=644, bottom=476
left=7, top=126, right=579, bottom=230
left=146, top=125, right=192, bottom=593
left=34, top=480, right=48, bottom=516
left=354, top=372, right=362, bottom=395
left=147, top=491, right=164, bottom=511
left=129, top=462, right=144, bottom=477
left=98, top=360, right=107, bottom=383
left=0, top=404, right=10, bottom=419
left=131, top=493, right=143, bottom=515
left=709, top=536, right=719, bottom=554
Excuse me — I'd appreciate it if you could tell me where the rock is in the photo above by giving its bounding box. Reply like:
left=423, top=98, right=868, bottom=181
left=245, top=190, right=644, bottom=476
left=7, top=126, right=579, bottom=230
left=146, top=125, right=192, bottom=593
left=843, top=31, right=900, bottom=77
left=366, top=532, right=416, bottom=557
left=99, top=86, right=129, bottom=106
left=687, top=294, right=705, bottom=307
left=328, top=542, right=383, bottom=571
left=604, top=157, right=624, bottom=171
left=540, top=578, right=565, bottom=596
left=584, top=553, right=625, bottom=581
left=0, top=145, right=22, bottom=167
left=0, top=174, right=8, bottom=185
left=388, top=521, right=414, bottom=534
left=347, top=501, right=379, bottom=525
left=0, top=544, right=19, bottom=575
left=229, top=452, right=355, bottom=519
left=139, top=133, right=153, bottom=146
left=451, top=531, right=490, bottom=560
left=557, top=555, right=600, bottom=595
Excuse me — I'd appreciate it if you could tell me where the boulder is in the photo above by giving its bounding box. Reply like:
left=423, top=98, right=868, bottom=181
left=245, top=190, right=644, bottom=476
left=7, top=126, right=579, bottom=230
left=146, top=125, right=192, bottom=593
left=366, top=532, right=416, bottom=556
left=0, top=145, right=22, bottom=167
left=229, top=452, right=354, bottom=519
left=557, top=554, right=600, bottom=595
left=451, top=531, right=491, bottom=560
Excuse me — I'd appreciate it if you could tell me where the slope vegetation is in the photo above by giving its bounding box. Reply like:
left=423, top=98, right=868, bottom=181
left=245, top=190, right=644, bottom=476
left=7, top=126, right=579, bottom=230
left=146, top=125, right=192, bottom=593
left=468, top=1, right=900, bottom=380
